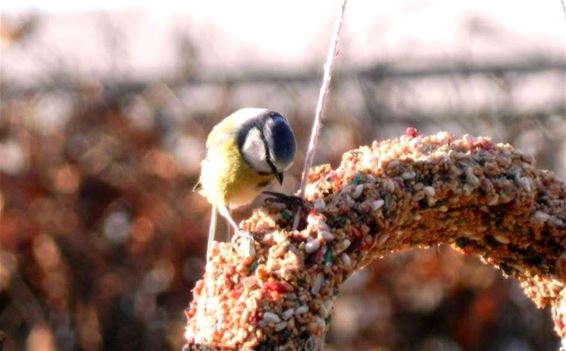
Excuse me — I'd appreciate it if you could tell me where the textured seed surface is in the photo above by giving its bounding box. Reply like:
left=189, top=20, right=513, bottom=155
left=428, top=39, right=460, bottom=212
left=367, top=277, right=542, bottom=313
left=184, top=133, right=566, bottom=350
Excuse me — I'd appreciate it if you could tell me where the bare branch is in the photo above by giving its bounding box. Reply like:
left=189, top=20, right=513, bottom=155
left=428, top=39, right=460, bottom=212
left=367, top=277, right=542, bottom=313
left=2, top=57, right=564, bottom=98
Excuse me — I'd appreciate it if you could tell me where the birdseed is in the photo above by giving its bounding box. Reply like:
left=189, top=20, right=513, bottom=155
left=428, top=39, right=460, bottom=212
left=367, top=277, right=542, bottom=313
left=184, top=132, right=566, bottom=350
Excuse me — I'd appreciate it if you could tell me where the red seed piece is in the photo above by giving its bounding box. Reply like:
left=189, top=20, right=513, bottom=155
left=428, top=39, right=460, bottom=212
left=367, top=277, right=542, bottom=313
left=406, top=127, right=418, bottom=138
left=264, top=281, right=289, bottom=294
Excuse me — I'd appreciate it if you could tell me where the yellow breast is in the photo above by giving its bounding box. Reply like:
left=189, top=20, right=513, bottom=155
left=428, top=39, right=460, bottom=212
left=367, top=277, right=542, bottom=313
left=198, top=139, right=274, bottom=208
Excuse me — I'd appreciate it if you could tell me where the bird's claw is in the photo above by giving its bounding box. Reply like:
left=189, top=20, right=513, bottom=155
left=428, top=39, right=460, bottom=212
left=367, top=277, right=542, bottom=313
left=263, top=191, right=307, bottom=210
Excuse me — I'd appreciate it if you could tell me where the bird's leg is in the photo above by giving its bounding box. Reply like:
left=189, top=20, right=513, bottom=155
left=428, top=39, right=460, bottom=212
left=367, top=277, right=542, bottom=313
left=217, top=205, right=239, bottom=232
left=217, top=205, right=255, bottom=258
left=206, top=206, right=218, bottom=262
left=263, top=191, right=307, bottom=210
left=225, top=208, right=233, bottom=242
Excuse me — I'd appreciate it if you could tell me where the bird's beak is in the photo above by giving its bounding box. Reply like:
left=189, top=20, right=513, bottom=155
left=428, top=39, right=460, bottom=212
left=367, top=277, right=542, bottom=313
left=275, top=172, right=284, bottom=185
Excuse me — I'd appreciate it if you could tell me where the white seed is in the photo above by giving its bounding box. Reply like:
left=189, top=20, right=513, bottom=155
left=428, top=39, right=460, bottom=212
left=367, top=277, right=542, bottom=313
left=494, top=234, right=510, bottom=244
left=235, top=233, right=255, bottom=258
left=455, top=152, right=467, bottom=160
left=320, top=231, right=335, bottom=241
left=550, top=217, right=564, bottom=227
left=372, top=199, right=384, bottom=210
left=305, top=239, right=321, bottom=254
left=436, top=131, right=451, bottom=143
left=384, top=180, right=395, bottom=192
left=313, top=198, right=326, bottom=210
left=304, top=183, right=318, bottom=200
left=184, top=328, right=195, bottom=342
left=423, top=186, right=436, bottom=197
left=336, top=239, right=351, bottom=253
left=362, top=154, right=379, bottom=169
left=318, top=221, right=330, bottom=231
left=307, top=215, right=319, bottom=226
left=340, top=185, right=352, bottom=195
left=413, top=191, right=425, bottom=201
left=241, top=309, right=250, bottom=324
left=402, top=171, right=416, bottom=179
left=274, top=321, right=287, bottom=332
left=311, top=273, right=324, bottom=294
left=409, top=137, right=421, bottom=148
left=461, top=231, right=477, bottom=239
left=519, top=177, right=532, bottom=192
left=262, top=312, right=281, bottom=324
left=295, top=305, right=309, bottom=315
left=341, top=253, right=352, bottom=270
left=465, top=167, right=480, bottom=187
left=387, top=160, right=400, bottom=170
left=351, top=184, right=364, bottom=199
left=307, top=216, right=329, bottom=231
left=533, top=211, right=550, bottom=222
left=246, top=298, right=258, bottom=310
left=345, top=195, right=355, bottom=206
left=282, top=308, right=295, bottom=320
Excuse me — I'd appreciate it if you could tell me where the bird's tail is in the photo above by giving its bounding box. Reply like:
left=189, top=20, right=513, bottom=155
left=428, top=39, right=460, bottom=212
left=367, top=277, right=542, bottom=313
left=206, top=205, right=217, bottom=262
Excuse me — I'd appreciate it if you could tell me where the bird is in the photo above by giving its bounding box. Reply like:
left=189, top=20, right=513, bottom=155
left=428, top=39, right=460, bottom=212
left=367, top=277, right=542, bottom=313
left=194, top=108, right=297, bottom=261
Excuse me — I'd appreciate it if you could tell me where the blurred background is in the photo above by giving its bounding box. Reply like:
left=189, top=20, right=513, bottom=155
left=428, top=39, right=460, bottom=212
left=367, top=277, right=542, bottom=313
left=1, top=1, right=565, bottom=350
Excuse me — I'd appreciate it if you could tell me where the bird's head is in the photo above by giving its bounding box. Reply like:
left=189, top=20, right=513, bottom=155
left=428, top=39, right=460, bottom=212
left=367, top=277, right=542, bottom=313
left=235, top=108, right=296, bottom=184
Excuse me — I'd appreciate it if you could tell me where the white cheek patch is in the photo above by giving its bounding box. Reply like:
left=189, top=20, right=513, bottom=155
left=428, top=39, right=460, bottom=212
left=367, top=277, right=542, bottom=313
left=241, top=127, right=272, bottom=173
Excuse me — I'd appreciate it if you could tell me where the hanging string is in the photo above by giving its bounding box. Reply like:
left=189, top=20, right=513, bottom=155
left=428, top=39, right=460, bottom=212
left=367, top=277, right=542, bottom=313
left=293, top=0, right=348, bottom=230
left=561, top=0, right=566, bottom=22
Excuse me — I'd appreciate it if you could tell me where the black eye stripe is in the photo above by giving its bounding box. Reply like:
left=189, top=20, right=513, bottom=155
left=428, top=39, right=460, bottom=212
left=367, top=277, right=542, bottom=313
left=257, top=125, right=278, bottom=175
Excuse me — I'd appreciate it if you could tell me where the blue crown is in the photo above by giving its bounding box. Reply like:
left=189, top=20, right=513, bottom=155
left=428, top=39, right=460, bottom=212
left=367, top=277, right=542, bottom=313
left=268, top=115, right=296, bottom=164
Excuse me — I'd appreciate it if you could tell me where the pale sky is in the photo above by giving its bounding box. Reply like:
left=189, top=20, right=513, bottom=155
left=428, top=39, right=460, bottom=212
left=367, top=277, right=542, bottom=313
left=3, top=1, right=565, bottom=41
left=2, top=1, right=564, bottom=81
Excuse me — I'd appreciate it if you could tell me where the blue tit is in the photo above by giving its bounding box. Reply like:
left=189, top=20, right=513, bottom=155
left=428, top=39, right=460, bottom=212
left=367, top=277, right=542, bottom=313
left=194, top=108, right=296, bottom=260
